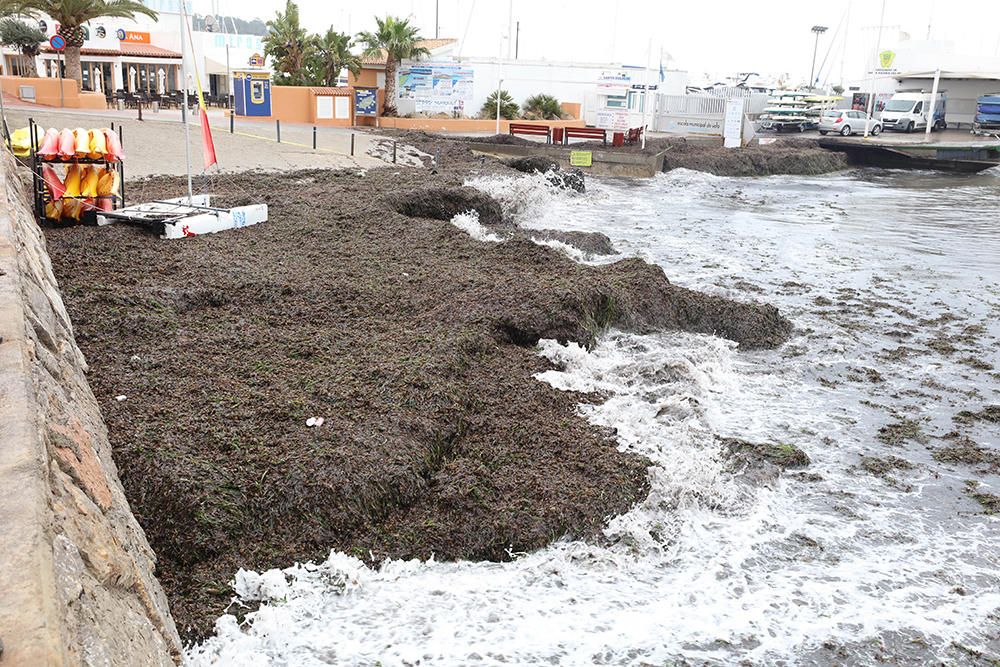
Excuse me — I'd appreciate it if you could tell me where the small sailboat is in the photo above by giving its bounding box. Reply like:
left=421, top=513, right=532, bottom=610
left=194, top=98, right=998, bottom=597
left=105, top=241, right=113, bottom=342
left=96, top=2, right=266, bottom=239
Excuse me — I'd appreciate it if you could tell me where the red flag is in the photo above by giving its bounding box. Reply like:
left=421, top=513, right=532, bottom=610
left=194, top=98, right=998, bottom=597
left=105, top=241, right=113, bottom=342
left=199, top=107, right=217, bottom=170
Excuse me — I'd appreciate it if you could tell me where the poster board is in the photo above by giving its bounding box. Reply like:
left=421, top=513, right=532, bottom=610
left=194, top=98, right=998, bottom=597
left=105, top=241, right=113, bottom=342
left=595, top=109, right=631, bottom=131
left=570, top=151, right=593, bottom=167
left=334, top=96, right=350, bottom=120
left=316, top=96, right=333, bottom=120
left=398, top=64, right=474, bottom=114
left=723, top=98, right=743, bottom=148
left=354, top=87, right=378, bottom=117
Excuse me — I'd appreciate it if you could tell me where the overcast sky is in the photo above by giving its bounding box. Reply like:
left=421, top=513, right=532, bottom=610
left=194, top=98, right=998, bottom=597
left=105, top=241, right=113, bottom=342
left=206, top=0, right=1000, bottom=85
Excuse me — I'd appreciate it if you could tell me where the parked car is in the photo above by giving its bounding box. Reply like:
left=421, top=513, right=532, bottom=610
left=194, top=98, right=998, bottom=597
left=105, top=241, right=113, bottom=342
left=818, top=109, right=882, bottom=136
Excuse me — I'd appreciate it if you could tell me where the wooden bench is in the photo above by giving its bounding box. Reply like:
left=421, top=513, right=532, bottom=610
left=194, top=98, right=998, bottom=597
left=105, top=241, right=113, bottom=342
left=563, top=126, right=607, bottom=145
left=509, top=123, right=551, bottom=143
left=624, top=126, right=644, bottom=145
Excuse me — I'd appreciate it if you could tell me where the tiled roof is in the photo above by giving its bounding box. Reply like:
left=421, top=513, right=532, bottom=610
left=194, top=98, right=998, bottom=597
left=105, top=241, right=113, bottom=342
left=309, top=87, right=352, bottom=95
left=360, top=38, right=456, bottom=67
left=120, top=43, right=181, bottom=58
left=40, top=43, right=181, bottom=59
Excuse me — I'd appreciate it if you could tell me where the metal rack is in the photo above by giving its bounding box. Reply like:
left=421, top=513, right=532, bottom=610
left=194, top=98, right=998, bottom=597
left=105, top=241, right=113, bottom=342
left=28, top=117, right=126, bottom=225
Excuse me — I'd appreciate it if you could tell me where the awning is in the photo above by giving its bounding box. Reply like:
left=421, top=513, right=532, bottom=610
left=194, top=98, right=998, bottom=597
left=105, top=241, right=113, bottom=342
left=204, top=57, right=230, bottom=75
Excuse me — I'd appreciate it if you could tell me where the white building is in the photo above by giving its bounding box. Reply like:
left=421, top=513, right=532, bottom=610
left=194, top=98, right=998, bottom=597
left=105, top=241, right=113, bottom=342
left=844, top=39, right=1000, bottom=127
left=1, top=0, right=265, bottom=100
left=392, top=40, right=687, bottom=121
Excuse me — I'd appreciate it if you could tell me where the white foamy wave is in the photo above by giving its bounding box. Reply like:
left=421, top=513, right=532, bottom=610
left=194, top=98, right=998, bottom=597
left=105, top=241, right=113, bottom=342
left=449, top=209, right=502, bottom=243
left=528, top=237, right=593, bottom=263
left=464, top=171, right=562, bottom=221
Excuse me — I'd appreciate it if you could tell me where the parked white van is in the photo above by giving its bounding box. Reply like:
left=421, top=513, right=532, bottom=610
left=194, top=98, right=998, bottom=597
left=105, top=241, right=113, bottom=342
left=878, top=91, right=947, bottom=133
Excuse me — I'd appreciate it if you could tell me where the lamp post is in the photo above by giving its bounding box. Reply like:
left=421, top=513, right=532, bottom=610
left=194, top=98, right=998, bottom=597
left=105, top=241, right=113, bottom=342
left=809, top=25, right=828, bottom=90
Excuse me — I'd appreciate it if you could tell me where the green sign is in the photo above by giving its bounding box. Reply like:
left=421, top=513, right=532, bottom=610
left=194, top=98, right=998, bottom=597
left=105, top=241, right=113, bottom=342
left=879, top=50, right=896, bottom=69
left=570, top=151, right=593, bottom=167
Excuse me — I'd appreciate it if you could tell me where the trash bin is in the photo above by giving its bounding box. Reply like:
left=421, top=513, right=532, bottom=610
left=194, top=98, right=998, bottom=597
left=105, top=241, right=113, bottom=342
left=552, top=127, right=564, bottom=144
left=117, top=99, right=125, bottom=111
left=612, top=132, right=625, bottom=147
left=152, top=101, right=160, bottom=113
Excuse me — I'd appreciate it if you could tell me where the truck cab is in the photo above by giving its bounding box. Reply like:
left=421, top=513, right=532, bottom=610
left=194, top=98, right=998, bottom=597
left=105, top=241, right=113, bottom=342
left=879, top=91, right=947, bottom=133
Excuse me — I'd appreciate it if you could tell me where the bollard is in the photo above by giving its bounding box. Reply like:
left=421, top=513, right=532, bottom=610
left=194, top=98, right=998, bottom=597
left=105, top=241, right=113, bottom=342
left=137, top=101, right=143, bottom=122
left=276, top=119, right=281, bottom=143
left=393, top=140, right=397, bottom=164
left=118, top=125, right=123, bottom=145
left=110, top=122, right=115, bottom=132
left=230, top=112, right=234, bottom=134
left=312, top=126, right=316, bottom=150
left=350, top=133, right=355, bottom=156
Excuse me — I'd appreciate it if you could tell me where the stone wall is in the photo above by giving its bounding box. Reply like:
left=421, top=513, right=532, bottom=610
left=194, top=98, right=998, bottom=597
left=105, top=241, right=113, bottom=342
left=0, top=149, right=180, bottom=664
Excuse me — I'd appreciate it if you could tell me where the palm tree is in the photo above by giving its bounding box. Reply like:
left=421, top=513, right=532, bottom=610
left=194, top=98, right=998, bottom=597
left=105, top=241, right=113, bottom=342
left=522, top=94, right=565, bottom=120
left=262, top=0, right=312, bottom=86
left=356, top=15, right=427, bottom=116
left=0, top=17, right=44, bottom=77
left=309, top=28, right=360, bottom=87
left=479, top=90, right=518, bottom=120
left=0, top=0, right=157, bottom=85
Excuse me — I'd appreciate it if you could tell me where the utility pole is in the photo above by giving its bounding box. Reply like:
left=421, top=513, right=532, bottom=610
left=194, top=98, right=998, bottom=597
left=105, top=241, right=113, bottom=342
left=809, top=25, right=827, bottom=90
left=507, top=0, right=513, bottom=59
left=495, top=33, right=505, bottom=134
left=435, top=0, right=439, bottom=39
left=515, top=21, right=519, bottom=60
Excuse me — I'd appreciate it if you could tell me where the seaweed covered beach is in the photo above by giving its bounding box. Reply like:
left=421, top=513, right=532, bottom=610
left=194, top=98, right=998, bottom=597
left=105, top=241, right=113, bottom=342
left=44, top=156, right=792, bottom=639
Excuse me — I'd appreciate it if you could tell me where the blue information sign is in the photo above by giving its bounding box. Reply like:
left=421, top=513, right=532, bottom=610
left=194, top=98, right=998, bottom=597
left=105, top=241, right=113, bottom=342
left=354, top=87, right=378, bottom=117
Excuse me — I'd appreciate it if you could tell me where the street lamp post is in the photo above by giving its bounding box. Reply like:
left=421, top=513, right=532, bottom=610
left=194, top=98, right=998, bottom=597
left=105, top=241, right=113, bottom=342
left=809, top=25, right=828, bottom=90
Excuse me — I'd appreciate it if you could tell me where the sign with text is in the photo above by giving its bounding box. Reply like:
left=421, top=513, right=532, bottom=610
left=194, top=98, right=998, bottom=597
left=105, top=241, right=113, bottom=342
left=594, top=109, right=630, bottom=131
left=116, top=29, right=150, bottom=43
left=569, top=151, right=593, bottom=167
left=398, top=64, right=474, bottom=114
left=723, top=98, right=743, bottom=148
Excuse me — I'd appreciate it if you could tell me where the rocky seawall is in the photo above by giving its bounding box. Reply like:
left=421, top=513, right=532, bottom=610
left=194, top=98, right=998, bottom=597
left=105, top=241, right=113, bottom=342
left=0, top=150, right=180, bottom=664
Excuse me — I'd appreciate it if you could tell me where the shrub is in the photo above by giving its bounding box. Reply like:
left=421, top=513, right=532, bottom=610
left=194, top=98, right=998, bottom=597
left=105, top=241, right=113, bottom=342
left=480, top=90, right=519, bottom=120
left=522, top=94, right=564, bottom=120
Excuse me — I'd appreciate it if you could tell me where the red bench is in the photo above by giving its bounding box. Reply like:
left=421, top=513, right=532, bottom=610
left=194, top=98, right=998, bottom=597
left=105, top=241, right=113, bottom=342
left=509, top=123, right=551, bottom=143
left=624, top=126, right=644, bottom=145
left=563, top=126, right=607, bottom=145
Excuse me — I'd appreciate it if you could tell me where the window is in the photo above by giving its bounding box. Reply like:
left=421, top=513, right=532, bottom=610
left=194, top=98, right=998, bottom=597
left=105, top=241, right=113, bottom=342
left=913, top=102, right=922, bottom=114
left=605, top=94, right=626, bottom=109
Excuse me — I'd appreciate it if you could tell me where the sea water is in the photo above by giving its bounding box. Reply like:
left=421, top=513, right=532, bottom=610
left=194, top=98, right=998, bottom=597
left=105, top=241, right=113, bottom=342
left=186, top=167, right=1000, bottom=665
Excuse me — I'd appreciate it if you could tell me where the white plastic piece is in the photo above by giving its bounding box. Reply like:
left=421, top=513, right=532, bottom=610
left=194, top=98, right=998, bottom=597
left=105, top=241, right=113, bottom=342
left=95, top=194, right=268, bottom=240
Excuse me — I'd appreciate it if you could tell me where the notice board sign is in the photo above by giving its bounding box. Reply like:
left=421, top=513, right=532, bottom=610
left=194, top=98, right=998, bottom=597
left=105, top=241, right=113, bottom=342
left=570, top=151, right=593, bottom=167
left=355, top=87, right=378, bottom=117
left=723, top=98, right=743, bottom=148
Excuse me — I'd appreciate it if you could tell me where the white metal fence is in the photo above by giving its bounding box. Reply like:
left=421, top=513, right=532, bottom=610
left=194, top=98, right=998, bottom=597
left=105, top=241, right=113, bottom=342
left=652, top=92, right=768, bottom=137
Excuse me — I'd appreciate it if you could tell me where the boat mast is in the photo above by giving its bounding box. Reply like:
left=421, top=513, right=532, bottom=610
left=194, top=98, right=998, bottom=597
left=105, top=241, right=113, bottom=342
left=179, top=0, right=193, bottom=202
left=864, top=0, right=887, bottom=138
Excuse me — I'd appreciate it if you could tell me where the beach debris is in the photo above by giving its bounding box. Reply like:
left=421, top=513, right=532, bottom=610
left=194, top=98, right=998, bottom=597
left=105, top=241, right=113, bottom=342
left=114, top=395, right=127, bottom=402
left=306, top=417, right=325, bottom=428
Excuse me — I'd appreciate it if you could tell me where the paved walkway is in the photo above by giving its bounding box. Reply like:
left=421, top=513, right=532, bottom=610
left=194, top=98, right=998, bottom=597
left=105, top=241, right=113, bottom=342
left=3, top=104, right=394, bottom=177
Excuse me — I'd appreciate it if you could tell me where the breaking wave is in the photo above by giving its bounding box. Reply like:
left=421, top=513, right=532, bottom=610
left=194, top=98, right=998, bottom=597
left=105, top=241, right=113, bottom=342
left=186, top=167, right=1000, bottom=665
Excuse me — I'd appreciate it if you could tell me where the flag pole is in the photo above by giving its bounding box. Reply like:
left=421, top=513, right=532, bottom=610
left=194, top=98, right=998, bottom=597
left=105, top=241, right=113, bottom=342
left=179, top=2, right=193, bottom=202
left=641, top=38, right=652, bottom=149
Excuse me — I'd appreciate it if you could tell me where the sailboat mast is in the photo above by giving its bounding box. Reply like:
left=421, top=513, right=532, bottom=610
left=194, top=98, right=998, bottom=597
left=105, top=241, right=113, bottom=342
left=179, top=1, right=193, bottom=202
